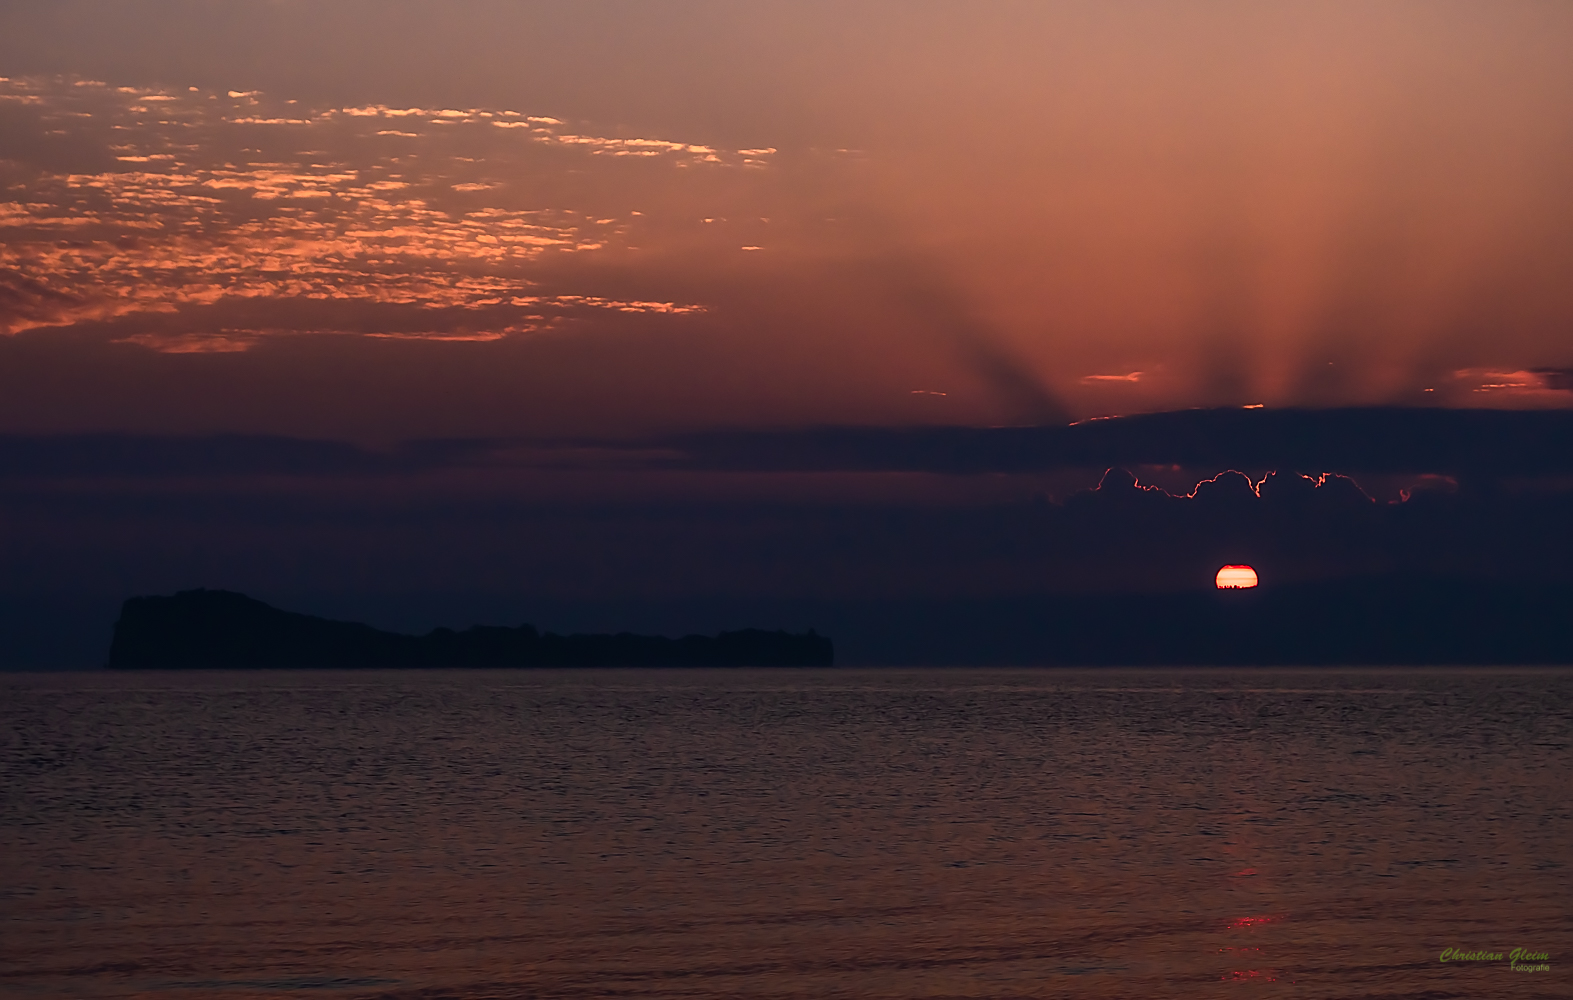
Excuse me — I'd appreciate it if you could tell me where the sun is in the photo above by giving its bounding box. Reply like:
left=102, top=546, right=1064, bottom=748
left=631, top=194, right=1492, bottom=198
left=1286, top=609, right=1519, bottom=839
left=1216, top=565, right=1259, bottom=589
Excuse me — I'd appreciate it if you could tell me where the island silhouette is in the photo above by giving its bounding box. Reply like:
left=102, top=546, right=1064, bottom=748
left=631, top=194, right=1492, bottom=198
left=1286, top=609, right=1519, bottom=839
left=105, top=578, right=1573, bottom=668
left=108, top=589, right=835, bottom=668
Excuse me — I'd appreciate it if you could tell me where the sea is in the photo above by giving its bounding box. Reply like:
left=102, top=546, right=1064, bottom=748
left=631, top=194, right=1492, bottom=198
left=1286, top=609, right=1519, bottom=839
left=3, top=668, right=1568, bottom=999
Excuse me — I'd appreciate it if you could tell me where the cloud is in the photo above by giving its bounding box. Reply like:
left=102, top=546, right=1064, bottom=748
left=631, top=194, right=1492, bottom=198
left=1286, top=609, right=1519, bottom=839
left=651, top=407, right=1573, bottom=477
left=32, top=405, right=1569, bottom=483
left=0, top=432, right=395, bottom=479
left=0, top=432, right=524, bottom=480
left=80, top=293, right=705, bottom=354
left=0, top=268, right=92, bottom=335
left=0, top=261, right=179, bottom=338
left=114, top=330, right=263, bottom=353
left=1444, top=368, right=1573, bottom=403
left=1534, top=368, right=1573, bottom=391
left=0, top=75, right=746, bottom=350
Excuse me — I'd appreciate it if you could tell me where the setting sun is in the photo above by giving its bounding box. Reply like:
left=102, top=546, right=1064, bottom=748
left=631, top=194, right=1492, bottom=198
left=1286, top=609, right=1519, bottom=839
left=1216, top=565, right=1259, bottom=589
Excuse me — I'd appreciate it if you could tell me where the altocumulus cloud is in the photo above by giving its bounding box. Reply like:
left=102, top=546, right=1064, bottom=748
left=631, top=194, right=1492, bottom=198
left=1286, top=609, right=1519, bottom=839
left=0, top=76, right=770, bottom=351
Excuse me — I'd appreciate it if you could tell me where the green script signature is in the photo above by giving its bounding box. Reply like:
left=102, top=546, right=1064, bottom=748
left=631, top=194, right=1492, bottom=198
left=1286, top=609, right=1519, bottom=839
left=1439, top=947, right=1551, bottom=972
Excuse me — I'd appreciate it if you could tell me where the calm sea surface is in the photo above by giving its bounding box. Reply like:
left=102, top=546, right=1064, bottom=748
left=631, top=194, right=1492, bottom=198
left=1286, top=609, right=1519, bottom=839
left=2, top=668, right=1569, bottom=999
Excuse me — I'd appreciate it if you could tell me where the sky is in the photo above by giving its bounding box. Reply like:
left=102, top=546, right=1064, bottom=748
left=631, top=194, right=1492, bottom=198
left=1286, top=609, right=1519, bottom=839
left=3, top=1, right=1572, bottom=663
left=4, top=0, right=1572, bottom=437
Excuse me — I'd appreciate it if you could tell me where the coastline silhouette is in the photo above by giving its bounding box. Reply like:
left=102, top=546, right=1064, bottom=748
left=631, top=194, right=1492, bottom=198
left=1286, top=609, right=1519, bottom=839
left=109, top=590, right=835, bottom=668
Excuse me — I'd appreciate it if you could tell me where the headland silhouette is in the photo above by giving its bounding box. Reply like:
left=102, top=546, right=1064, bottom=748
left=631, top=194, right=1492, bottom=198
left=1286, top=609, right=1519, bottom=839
left=108, top=590, right=835, bottom=668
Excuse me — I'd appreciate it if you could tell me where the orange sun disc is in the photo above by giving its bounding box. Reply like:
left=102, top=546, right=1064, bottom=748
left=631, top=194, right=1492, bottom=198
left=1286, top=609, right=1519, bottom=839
left=1215, top=565, right=1259, bottom=589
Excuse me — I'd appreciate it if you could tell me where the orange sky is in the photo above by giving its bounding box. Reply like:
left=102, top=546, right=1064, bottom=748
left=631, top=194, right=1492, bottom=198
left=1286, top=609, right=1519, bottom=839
left=2, top=1, right=1571, bottom=439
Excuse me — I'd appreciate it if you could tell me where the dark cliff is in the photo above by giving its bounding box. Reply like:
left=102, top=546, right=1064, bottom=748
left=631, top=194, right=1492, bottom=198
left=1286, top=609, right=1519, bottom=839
left=108, top=590, right=835, bottom=668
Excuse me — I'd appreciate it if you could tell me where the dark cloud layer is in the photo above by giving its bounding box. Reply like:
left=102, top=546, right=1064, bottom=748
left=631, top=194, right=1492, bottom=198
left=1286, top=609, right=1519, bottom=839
left=0, top=432, right=479, bottom=479
left=8, top=407, right=1573, bottom=482
left=652, top=407, right=1573, bottom=478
